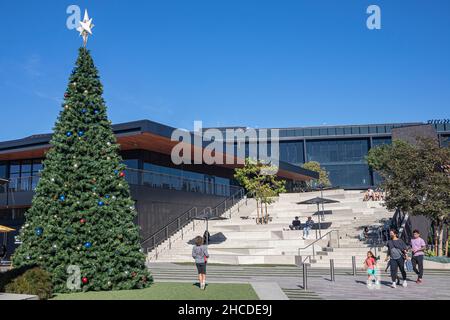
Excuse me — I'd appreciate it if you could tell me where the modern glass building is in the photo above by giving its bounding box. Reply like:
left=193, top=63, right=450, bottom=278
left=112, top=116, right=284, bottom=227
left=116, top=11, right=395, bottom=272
left=210, top=121, right=450, bottom=189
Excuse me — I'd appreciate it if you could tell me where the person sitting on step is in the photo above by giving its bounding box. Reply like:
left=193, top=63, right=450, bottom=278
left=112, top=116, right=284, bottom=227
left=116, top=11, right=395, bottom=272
left=302, top=216, right=314, bottom=239
left=289, top=216, right=301, bottom=230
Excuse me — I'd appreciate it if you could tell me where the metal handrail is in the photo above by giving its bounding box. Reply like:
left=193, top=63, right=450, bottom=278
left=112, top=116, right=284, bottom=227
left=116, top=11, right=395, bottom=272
left=143, top=187, right=245, bottom=254
left=297, top=229, right=340, bottom=259
left=141, top=206, right=198, bottom=251
left=338, top=245, right=387, bottom=259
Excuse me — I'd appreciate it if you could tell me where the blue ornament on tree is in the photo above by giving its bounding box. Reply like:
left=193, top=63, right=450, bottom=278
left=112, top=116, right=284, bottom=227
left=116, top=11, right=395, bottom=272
left=105, top=195, right=110, bottom=199
left=114, top=170, right=119, bottom=175
left=35, top=227, right=43, bottom=236
left=66, top=132, right=73, bottom=137
left=59, top=195, right=66, bottom=201
left=81, top=108, right=87, bottom=114
left=84, top=242, right=92, bottom=249
left=78, top=131, right=84, bottom=137
left=94, top=109, right=99, bottom=114
left=98, top=201, right=104, bottom=207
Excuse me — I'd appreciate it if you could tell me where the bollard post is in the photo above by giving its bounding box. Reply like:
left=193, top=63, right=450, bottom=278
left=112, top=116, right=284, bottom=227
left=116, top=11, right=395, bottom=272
left=352, top=256, right=356, bottom=276
left=330, top=259, right=335, bottom=282
left=302, top=263, right=308, bottom=290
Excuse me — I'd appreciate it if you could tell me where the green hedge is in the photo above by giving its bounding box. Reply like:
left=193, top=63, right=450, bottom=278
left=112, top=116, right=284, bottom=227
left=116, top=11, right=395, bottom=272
left=424, top=256, right=450, bottom=264
left=1, top=265, right=53, bottom=299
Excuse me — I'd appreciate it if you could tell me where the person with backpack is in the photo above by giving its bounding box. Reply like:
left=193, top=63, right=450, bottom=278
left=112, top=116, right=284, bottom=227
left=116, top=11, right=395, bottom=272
left=192, top=236, right=210, bottom=290
left=385, top=229, right=409, bottom=288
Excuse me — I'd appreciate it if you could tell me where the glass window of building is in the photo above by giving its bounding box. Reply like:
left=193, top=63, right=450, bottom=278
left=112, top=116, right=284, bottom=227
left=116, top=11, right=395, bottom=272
left=311, top=128, right=320, bottom=136
left=0, top=162, right=6, bottom=178
left=295, top=129, right=304, bottom=137
left=385, top=125, right=393, bottom=133
left=141, top=162, right=230, bottom=196
left=123, top=159, right=139, bottom=169
left=306, top=139, right=369, bottom=164
left=351, top=127, right=360, bottom=135
left=372, top=137, right=392, bottom=147
left=323, top=164, right=371, bottom=188
left=335, top=127, right=344, bottom=135
left=435, top=123, right=445, bottom=132
left=306, top=139, right=370, bottom=187
left=360, top=126, right=369, bottom=134
left=327, top=128, right=336, bottom=136
left=376, top=126, right=386, bottom=134
left=344, top=127, right=352, bottom=135
left=303, top=129, right=311, bottom=136
left=7, top=159, right=43, bottom=191
left=31, top=160, right=42, bottom=190
left=440, top=135, right=450, bottom=147
left=280, top=141, right=304, bottom=165
left=0, top=162, right=6, bottom=193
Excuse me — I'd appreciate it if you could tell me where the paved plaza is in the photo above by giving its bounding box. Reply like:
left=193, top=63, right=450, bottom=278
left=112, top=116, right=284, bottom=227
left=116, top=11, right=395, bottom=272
left=149, top=263, right=450, bottom=300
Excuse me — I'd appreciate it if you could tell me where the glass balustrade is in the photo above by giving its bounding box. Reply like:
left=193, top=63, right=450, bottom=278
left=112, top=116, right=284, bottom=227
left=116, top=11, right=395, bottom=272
left=0, top=168, right=237, bottom=197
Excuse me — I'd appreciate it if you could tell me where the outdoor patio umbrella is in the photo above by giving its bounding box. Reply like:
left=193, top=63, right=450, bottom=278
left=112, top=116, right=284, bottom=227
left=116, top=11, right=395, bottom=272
left=0, top=225, right=15, bottom=233
left=0, top=225, right=15, bottom=257
left=193, top=210, right=227, bottom=245
left=297, top=197, right=340, bottom=237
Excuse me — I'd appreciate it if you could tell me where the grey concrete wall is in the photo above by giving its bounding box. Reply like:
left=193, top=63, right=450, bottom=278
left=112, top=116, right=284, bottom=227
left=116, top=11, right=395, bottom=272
left=130, top=185, right=228, bottom=241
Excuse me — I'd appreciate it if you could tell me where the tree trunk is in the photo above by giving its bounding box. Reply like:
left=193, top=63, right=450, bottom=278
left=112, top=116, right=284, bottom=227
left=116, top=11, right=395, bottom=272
left=445, top=231, right=449, bottom=257
left=434, top=221, right=439, bottom=256
left=438, top=222, right=445, bottom=257
left=265, top=203, right=268, bottom=224
left=256, top=200, right=260, bottom=225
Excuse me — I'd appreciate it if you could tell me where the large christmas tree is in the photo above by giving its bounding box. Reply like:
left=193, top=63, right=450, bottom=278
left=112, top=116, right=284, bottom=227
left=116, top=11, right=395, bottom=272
left=13, top=47, right=151, bottom=292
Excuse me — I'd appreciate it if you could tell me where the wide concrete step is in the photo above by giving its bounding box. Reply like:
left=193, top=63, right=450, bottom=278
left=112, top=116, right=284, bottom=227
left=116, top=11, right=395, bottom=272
left=154, top=254, right=298, bottom=265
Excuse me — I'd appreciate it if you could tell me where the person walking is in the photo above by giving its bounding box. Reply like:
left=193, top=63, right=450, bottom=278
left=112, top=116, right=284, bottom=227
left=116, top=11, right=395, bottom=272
left=192, top=236, right=209, bottom=290
left=385, top=229, right=409, bottom=288
left=411, top=229, right=426, bottom=284
left=363, top=251, right=380, bottom=289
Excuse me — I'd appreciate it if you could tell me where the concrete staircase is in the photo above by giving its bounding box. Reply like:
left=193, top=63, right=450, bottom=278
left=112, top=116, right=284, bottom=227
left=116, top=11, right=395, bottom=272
left=148, top=189, right=394, bottom=268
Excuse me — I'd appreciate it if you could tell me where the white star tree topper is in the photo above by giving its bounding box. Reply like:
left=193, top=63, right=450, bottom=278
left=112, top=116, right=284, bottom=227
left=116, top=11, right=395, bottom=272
left=77, top=10, right=95, bottom=47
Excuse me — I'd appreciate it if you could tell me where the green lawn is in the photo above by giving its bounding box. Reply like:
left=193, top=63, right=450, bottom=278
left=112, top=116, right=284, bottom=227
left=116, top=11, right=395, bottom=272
left=52, top=282, right=259, bottom=300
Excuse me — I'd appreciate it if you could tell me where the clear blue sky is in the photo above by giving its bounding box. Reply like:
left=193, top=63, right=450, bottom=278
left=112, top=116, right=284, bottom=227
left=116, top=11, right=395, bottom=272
left=1, top=0, right=449, bottom=141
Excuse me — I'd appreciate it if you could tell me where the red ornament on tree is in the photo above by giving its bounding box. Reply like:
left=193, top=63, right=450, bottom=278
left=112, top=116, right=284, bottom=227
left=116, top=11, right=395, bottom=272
left=119, top=171, right=125, bottom=178
left=80, top=218, right=86, bottom=224
left=64, top=92, right=69, bottom=98
left=82, top=277, right=88, bottom=284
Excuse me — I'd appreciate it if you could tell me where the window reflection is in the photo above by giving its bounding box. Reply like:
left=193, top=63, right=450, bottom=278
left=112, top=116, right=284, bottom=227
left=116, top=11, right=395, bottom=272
left=123, top=162, right=233, bottom=197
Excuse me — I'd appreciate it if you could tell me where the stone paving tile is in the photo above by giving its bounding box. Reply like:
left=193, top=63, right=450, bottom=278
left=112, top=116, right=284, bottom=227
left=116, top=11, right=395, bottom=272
left=280, top=275, right=450, bottom=300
